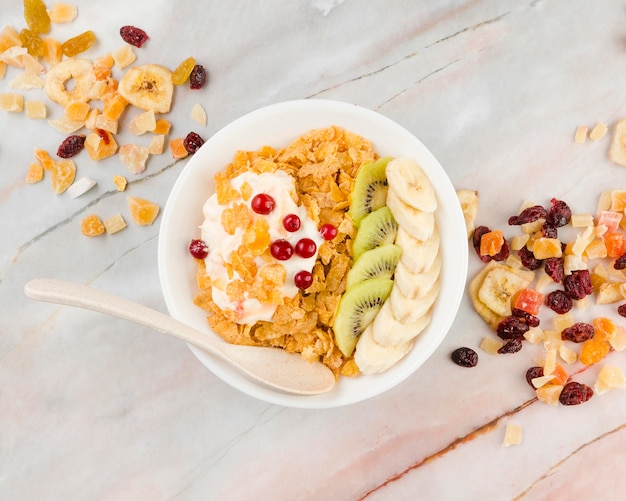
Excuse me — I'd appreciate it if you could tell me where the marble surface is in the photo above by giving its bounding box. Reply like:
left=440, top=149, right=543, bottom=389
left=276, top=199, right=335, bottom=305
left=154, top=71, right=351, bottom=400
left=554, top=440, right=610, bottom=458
left=3, top=0, right=626, bottom=499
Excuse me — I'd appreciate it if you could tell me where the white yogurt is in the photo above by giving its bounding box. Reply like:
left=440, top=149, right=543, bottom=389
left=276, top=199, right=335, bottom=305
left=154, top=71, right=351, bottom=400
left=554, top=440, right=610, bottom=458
left=201, top=170, right=323, bottom=324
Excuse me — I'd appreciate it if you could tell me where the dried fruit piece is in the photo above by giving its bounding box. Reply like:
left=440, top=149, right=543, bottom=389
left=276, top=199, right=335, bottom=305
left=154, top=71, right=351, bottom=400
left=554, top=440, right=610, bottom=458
left=127, top=196, right=160, bottom=225
left=67, top=176, right=96, bottom=198
left=148, top=135, right=165, bottom=155
left=544, top=257, right=564, bottom=283
left=171, top=56, right=195, bottom=85
left=103, top=214, right=127, bottom=234
left=42, top=36, right=62, bottom=64
left=81, top=215, right=105, bottom=236
left=128, top=109, right=156, bottom=135
left=48, top=117, right=84, bottom=134
left=44, top=58, right=95, bottom=106
left=589, top=122, right=607, bottom=141
left=94, top=114, right=118, bottom=134
left=47, top=3, right=78, bottom=23
left=0, top=93, right=24, bottom=111
left=498, top=338, right=523, bottom=354
left=0, top=26, right=22, bottom=53
left=169, top=138, right=188, bottom=159
left=189, top=64, right=207, bottom=89
left=183, top=131, right=204, bottom=154
left=19, top=28, right=44, bottom=57
left=191, top=102, right=207, bottom=126
left=605, top=232, right=626, bottom=258
left=546, top=198, right=571, bottom=228
left=64, top=100, right=90, bottom=121
left=579, top=338, right=611, bottom=366
left=450, top=347, right=478, bottom=367
left=102, top=93, right=127, bottom=120
left=508, top=205, right=547, bottom=225
left=593, top=317, right=617, bottom=342
left=609, top=119, right=626, bottom=167
left=62, top=30, right=96, bottom=57
left=563, top=269, right=593, bottom=300
left=24, top=0, right=51, bottom=34
left=595, top=365, right=626, bottom=395
left=112, top=44, right=136, bottom=69
left=518, top=245, right=543, bottom=270
left=574, top=126, right=588, bottom=144
left=536, top=383, right=563, bottom=406
left=56, top=134, right=85, bottom=158
left=119, top=144, right=150, bottom=174
left=502, top=424, right=522, bottom=447
left=513, top=288, right=543, bottom=315
left=119, top=26, right=149, bottom=48
left=113, top=175, right=127, bottom=191
left=497, top=316, right=529, bottom=340
left=118, top=64, right=173, bottom=113
left=559, top=381, right=593, bottom=405
left=153, top=118, right=171, bottom=135
left=50, top=159, right=76, bottom=194
left=25, top=162, right=44, bottom=183
left=480, top=230, right=504, bottom=257
left=525, top=366, right=544, bottom=388
left=25, top=100, right=47, bottom=119
left=561, top=322, right=594, bottom=343
left=544, top=290, right=572, bottom=314
left=34, top=148, right=54, bottom=170
left=84, top=129, right=118, bottom=160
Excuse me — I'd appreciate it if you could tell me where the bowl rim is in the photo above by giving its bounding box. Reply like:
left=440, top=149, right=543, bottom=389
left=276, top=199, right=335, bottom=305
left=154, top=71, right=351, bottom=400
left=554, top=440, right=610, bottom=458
left=158, top=98, right=468, bottom=408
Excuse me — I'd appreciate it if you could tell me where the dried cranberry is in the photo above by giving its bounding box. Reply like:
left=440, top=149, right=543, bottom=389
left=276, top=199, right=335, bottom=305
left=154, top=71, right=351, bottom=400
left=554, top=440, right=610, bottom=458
left=563, top=269, right=593, bottom=300
left=561, top=322, right=594, bottom=343
left=451, top=347, right=478, bottom=367
left=472, top=226, right=492, bottom=263
left=183, top=132, right=205, bottom=154
left=189, top=239, right=209, bottom=259
left=120, top=25, right=149, bottom=48
left=614, top=253, right=626, bottom=270
left=559, top=381, right=594, bottom=406
left=544, top=257, right=565, bottom=283
left=512, top=308, right=540, bottom=327
left=498, top=338, right=523, bottom=354
left=541, top=223, right=558, bottom=239
left=518, top=246, right=543, bottom=270
left=545, top=290, right=573, bottom=314
left=508, top=205, right=547, bottom=225
left=525, top=366, right=544, bottom=388
left=189, top=64, right=208, bottom=90
left=56, top=134, right=85, bottom=158
left=497, top=316, right=529, bottom=339
left=619, top=304, right=626, bottom=318
left=547, top=198, right=571, bottom=228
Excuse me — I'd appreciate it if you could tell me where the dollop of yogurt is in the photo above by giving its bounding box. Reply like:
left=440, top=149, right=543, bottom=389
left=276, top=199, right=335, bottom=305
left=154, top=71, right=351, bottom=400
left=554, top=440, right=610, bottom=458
left=201, top=170, right=323, bottom=324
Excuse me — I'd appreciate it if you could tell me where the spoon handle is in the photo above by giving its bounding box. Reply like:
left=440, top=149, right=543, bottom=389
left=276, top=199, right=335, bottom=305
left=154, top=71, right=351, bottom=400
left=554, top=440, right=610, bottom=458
left=24, top=278, right=227, bottom=360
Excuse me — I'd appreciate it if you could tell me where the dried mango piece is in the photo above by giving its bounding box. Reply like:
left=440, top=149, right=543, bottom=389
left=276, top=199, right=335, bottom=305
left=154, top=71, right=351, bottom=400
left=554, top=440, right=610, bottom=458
left=0, top=26, right=23, bottom=53
left=169, top=137, right=188, bottom=159
left=153, top=118, right=171, bottom=135
left=84, top=129, right=118, bottom=160
left=580, top=338, right=611, bottom=366
left=102, top=93, right=127, bottom=120
left=595, top=365, right=626, bottom=395
left=47, top=3, right=78, bottom=23
left=42, top=37, right=62, bottom=65
left=34, top=148, right=54, bottom=170
left=64, top=100, right=90, bottom=121
left=81, top=214, right=105, bottom=236
left=50, top=159, right=76, bottom=194
left=25, top=162, right=44, bottom=183
left=127, top=196, right=160, bottom=225
left=593, top=317, right=617, bottom=342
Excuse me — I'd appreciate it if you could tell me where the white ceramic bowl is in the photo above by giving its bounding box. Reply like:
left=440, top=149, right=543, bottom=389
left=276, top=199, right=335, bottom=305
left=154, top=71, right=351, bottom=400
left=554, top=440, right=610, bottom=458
left=158, top=99, right=467, bottom=408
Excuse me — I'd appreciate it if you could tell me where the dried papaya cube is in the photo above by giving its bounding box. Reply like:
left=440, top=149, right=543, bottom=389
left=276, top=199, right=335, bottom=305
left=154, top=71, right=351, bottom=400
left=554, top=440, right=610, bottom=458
left=593, top=317, right=617, bottom=342
left=480, top=230, right=504, bottom=257
left=81, top=214, right=105, bottom=237
left=169, top=138, right=188, bottom=159
left=513, top=288, right=543, bottom=315
left=580, top=338, right=611, bottom=366
left=128, top=109, right=156, bottom=135
left=605, top=232, right=626, bottom=258
left=25, top=100, right=47, bottom=119
left=153, top=118, right=171, bottom=135
left=64, top=100, right=91, bottom=121
left=127, top=196, right=159, bottom=225
left=112, top=44, right=136, bottom=69
left=50, top=159, right=76, bottom=194
left=84, top=130, right=118, bottom=160
left=0, top=26, right=23, bottom=53
left=25, top=162, right=44, bottom=183
left=0, top=93, right=24, bottom=112
left=47, top=3, right=78, bottom=23
left=550, top=364, right=568, bottom=386
left=34, top=148, right=54, bottom=170
left=533, top=237, right=563, bottom=259
left=102, top=93, right=127, bottom=120
left=103, top=214, right=127, bottom=234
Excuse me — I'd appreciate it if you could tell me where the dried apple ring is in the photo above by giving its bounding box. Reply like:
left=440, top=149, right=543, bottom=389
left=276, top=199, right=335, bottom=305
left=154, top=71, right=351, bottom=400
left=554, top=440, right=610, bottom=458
left=44, top=57, right=95, bottom=106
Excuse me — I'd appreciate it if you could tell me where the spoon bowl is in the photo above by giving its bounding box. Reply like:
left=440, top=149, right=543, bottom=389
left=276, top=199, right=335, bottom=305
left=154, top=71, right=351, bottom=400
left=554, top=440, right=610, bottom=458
left=24, top=278, right=336, bottom=395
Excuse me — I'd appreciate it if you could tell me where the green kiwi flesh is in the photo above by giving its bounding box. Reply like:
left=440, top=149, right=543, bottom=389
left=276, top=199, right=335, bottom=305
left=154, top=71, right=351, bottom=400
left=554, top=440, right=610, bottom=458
left=345, top=244, right=402, bottom=289
left=349, top=156, right=392, bottom=227
left=351, top=206, right=398, bottom=260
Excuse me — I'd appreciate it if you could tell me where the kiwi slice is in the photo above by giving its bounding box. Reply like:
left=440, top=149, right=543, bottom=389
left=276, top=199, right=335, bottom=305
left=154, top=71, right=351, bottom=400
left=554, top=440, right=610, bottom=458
left=346, top=244, right=402, bottom=289
left=333, top=277, right=394, bottom=357
left=349, top=156, right=393, bottom=227
left=351, top=206, right=398, bottom=260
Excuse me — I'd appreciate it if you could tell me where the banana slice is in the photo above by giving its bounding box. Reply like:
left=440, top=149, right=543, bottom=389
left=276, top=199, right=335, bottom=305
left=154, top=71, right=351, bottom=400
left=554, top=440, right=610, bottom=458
left=395, top=227, right=440, bottom=274
left=354, top=323, right=414, bottom=374
left=394, top=254, right=442, bottom=300
left=44, top=58, right=95, bottom=107
left=385, top=157, right=437, bottom=213
left=389, top=278, right=441, bottom=324
left=456, top=189, right=479, bottom=239
left=118, top=64, right=173, bottom=113
left=386, top=189, right=435, bottom=242
left=469, top=261, right=534, bottom=329
left=372, top=298, right=432, bottom=346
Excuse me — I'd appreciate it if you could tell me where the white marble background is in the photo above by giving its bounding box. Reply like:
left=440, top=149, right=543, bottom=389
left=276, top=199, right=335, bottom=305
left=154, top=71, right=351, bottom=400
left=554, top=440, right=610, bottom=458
left=3, top=0, right=626, bottom=499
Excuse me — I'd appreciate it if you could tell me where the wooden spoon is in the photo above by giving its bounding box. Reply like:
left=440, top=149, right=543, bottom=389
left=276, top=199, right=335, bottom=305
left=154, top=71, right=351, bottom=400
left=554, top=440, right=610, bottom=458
left=24, top=278, right=335, bottom=395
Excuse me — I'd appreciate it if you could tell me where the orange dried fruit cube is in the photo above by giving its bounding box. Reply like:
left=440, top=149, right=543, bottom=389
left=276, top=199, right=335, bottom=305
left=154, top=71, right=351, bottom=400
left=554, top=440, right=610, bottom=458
left=532, top=237, right=563, bottom=259
left=513, top=288, right=543, bottom=316
left=169, top=138, right=189, bottom=159
left=64, top=100, right=91, bottom=121
left=85, top=129, right=118, bottom=160
left=593, top=317, right=617, bottom=342
left=480, top=230, right=504, bottom=257
left=47, top=3, right=78, bottom=23
left=153, top=118, right=171, bottom=135
left=550, top=364, right=568, bottom=386
left=81, top=214, right=105, bottom=237
left=604, top=232, right=626, bottom=258
left=610, top=190, right=626, bottom=212
left=597, top=210, right=622, bottom=232
left=580, top=338, right=611, bottom=366
left=102, top=93, right=127, bottom=120
left=42, top=37, right=62, bottom=65
left=50, top=159, right=76, bottom=194
left=127, top=196, right=160, bottom=225
left=25, top=162, right=44, bottom=183
left=34, top=148, right=54, bottom=170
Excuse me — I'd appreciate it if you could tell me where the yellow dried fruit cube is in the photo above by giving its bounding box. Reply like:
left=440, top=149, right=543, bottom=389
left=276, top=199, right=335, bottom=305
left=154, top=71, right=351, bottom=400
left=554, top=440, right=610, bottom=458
left=584, top=238, right=607, bottom=260
left=536, top=384, right=563, bottom=406
left=25, top=100, right=47, bottom=119
left=64, top=100, right=91, bottom=121
left=571, top=213, right=594, bottom=227
left=153, top=118, right=171, bottom=135
left=84, top=107, right=99, bottom=130
left=558, top=344, right=577, bottom=364
left=113, top=175, right=127, bottom=191
left=127, top=196, right=160, bottom=225
left=48, top=117, right=84, bottom=134
left=533, top=237, right=563, bottom=259
left=81, top=214, right=105, bottom=237
left=50, top=159, right=76, bottom=194
left=510, top=233, right=529, bottom=251
left=610, top=190, right=626, bottom=212
left=574, top=126, right=588, bottom=144
left=128, top=109, right=156, bottom=135
left=563, top=254, right=587, bottom=275
left=0, top=93, right=24, bottom=112
left=42, top=37, right=62, bottom=65
left=479, top=336, right=503, bottom=355
left=25, top=162, right=44, bottom=183
left=148, top=134, right=165, bottom=155
left=103, top=214, right=127, bottom=234
left=112, top=44, right=136, bottom=69
left=94, top=114, right=118, bottom=134
left=610, top=327, right=626, bottom=352
left=597, top=282, right=624, bottom=304
left=47, top=3, right=78, bottom=23
left=595, top=365, right=626, bottom=395
left=119, top=144, right=149, bottom=174
left=85, top=130, right=118, bottom=160
left=524, top=326, right=544, bottom=344
left=553, top=313, right=574, bottom=332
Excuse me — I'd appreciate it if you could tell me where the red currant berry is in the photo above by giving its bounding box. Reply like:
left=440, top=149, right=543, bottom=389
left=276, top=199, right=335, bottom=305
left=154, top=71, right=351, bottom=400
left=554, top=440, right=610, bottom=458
left=319, top=223, right=337, bottom=240
left=295, top=238, right=317, bottom=258
left=294, top=270, right=313, bottom=290
left=251, top=193, right=275, bottom=214
left=283, top=213, right=301, bottom=232
left=189, top=239, right=209, bottom=259
left=270, top=239, right=293, bottom=260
